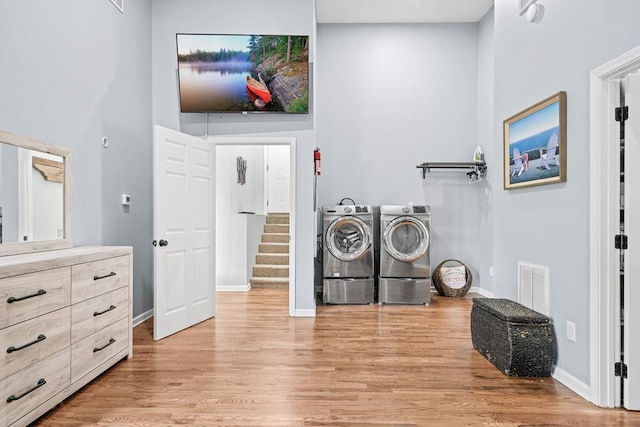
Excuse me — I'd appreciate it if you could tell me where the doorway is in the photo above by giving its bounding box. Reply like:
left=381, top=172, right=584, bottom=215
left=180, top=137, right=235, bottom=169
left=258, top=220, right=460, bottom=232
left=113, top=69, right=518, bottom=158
left=590, top=44, right=640, bottom=410
left=212, top=136, right=297, bottom=316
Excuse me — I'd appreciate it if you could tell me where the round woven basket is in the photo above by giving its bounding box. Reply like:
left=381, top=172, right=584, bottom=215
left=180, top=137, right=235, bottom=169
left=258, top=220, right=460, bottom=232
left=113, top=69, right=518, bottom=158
left=433, top=259, right=472, bottom=297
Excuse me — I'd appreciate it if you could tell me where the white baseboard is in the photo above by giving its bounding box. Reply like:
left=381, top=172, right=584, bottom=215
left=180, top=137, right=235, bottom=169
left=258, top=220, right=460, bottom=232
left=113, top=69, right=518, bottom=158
left=217, top=284, right=251, bottom=292
left=553, top=365, right=591, bottom=401
left=470, top=286, right=493, bottom=297
left=133, top=309, right=153, bottom=327
left=294, top=308, right=316, bottom=317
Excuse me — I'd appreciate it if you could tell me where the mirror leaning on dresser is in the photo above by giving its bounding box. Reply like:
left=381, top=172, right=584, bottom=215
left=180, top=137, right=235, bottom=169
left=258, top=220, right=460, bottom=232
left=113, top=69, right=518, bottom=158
left=0, top=129, right=133, bottom=427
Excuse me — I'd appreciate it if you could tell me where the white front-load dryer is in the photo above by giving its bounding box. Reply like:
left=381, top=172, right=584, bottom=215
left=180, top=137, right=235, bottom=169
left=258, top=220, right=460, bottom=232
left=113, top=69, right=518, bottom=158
left=322, top=205, right=375, bottom=304
left=379, top=205, right=431, bottom=304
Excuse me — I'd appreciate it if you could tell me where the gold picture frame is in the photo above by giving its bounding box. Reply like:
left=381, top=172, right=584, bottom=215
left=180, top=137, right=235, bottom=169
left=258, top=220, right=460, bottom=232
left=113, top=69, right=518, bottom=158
left=503, top=91, right=567, bottom=190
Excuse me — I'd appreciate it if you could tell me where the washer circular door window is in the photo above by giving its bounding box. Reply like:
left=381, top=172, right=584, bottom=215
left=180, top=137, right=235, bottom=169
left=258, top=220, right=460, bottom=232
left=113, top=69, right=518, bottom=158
left=383, top=216, right=429, bottom=263
left=326, top=216, right=372, bottom=262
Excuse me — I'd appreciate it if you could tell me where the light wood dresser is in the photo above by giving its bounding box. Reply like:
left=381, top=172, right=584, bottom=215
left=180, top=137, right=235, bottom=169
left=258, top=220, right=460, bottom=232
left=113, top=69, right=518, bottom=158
left=0, top=246, right=133, bottom=426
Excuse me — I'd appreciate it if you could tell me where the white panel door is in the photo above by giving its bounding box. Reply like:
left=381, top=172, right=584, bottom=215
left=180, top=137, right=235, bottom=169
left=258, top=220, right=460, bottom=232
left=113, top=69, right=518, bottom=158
left=267, top=145, right=290, bottom=213
left=153, top=125, right=216, bottom=341
left=624, top=71, right=640, bottom=410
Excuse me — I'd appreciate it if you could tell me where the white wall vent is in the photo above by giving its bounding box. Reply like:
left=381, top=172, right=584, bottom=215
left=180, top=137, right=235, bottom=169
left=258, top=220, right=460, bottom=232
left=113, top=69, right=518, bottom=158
left=518, top=261, right=550, bottom=316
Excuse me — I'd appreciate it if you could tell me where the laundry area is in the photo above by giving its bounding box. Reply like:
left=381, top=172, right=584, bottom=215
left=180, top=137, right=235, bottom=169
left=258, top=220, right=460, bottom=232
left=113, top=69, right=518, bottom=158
left=317, top=196, right=478, bottom=305
left=312, top=144, right=486, bottom=306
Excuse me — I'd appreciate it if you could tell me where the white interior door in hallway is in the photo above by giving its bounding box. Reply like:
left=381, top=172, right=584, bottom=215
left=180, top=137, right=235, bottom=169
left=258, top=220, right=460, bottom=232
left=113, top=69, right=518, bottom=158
left=267, top=145, right=291, bottom=213
left=622, top=71, right=640, bottom=410
left=153, top=125, right=216, bottom=340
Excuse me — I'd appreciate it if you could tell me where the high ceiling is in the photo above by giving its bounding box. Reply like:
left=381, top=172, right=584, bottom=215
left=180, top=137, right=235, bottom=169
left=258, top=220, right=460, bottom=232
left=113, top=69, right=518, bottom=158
left=316, top=0, right=494, bottom=23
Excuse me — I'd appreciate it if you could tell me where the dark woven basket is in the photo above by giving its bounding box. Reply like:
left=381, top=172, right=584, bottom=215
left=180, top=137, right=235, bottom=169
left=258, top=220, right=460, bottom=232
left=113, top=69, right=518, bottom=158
left=432, top=259, right=472, bottom=297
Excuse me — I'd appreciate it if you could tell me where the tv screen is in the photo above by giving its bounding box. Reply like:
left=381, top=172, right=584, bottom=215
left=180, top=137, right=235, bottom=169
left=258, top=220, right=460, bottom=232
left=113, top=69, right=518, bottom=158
left=176, top=33, right=309, bottom=114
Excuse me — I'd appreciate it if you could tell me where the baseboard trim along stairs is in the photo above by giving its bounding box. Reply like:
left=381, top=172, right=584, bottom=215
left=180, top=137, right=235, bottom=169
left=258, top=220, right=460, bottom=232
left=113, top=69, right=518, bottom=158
left=251, top=213, right=290, bottom=289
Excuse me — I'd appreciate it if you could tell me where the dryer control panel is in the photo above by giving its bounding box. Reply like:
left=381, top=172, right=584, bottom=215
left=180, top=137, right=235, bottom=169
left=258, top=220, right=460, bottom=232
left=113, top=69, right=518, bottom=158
left=355, top=206, right=369, bottom=213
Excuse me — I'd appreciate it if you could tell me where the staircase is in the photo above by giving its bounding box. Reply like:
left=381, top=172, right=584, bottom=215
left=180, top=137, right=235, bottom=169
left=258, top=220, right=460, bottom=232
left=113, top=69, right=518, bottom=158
left=250, top=213, right=290, bottom=289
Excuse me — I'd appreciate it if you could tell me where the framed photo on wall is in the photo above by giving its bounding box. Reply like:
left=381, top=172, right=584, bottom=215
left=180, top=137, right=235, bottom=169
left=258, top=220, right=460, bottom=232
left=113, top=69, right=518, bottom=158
left=503, top=91, right=567, bottom=190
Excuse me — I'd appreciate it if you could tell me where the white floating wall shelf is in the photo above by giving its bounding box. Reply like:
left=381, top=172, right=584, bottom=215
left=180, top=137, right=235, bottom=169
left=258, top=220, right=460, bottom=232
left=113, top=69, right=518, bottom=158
left=416, top=161, right=487, bottom=179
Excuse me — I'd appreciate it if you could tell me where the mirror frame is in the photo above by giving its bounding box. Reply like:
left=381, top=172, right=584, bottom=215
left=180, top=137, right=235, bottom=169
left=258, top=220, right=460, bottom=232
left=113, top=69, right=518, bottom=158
left=0, top=129, right=72, bottom=257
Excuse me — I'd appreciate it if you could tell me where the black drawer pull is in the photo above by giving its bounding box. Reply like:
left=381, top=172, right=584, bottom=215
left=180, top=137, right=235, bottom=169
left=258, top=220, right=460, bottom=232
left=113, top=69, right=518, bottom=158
left=7, top=289, right=47, bottom=303
left=93, top=338, right=116, bottom=353
left=94, top=305, right=117, bottom=317
left=7, top=334, right=47, bottom=353
left=7, top=378, right=46, bottom=403
left=93, top=272, right=116, bottom=281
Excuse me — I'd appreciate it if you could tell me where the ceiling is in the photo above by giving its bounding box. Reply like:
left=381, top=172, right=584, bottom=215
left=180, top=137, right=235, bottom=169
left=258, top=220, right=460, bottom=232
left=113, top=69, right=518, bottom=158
left=315, top=0, right=494, bottom=24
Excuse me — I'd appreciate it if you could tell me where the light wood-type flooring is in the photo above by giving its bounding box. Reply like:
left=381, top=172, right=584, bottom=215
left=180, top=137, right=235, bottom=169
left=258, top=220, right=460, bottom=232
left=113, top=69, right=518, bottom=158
left=36, top=289, right=640, bottom=426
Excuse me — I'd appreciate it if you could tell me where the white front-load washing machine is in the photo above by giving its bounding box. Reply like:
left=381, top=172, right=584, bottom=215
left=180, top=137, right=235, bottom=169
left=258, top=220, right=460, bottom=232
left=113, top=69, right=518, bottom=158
left=322, top=205, right=375, bottom=304
left=379, top=205, right=431, bottom=304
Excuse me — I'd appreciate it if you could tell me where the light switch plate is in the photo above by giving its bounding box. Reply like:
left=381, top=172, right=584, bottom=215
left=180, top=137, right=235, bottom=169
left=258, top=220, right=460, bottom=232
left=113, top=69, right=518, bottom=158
left=566, top=321, right=576, bottom=342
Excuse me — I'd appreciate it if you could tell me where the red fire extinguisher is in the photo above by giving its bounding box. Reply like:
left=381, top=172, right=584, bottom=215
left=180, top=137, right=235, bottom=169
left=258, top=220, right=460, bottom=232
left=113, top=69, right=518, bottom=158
left=314, top=148, right=321, bottom=176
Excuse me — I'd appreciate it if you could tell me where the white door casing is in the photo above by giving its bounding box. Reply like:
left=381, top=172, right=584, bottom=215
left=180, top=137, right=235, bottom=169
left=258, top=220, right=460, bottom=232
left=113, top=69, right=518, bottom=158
left=590, top=44, right=640, bottom=408
left=153, top=125, right=216, bottom=340
left=213, top=136, right=296, bottom=317
left=267, top=145, right=291, bottom=213
left=624, top=71, right=640, bottom=410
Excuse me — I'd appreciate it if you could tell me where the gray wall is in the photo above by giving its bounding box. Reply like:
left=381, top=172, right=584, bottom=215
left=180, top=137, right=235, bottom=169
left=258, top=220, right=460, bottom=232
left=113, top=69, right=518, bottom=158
left=316, top=23, right=486, bottom=283
left=151, top=0, right=317, bottom=312
left=0, top=145, right=18, bottom=242
left=491, top=0, right=640, bottom=384
left=0, top=0, right=153, bottom=317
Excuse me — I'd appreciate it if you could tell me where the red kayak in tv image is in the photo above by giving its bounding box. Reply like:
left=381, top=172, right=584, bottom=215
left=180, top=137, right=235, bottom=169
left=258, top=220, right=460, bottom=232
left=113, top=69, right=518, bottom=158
left=246, top=75, right=271, bottom=104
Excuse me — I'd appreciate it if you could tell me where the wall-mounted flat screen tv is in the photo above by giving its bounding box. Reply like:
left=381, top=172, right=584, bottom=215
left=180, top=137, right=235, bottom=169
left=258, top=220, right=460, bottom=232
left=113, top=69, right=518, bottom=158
left=176, top=33, right=309, bottom=114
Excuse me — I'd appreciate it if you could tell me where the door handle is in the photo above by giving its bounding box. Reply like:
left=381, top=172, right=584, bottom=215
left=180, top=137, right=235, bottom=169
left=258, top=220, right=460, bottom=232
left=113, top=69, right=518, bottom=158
left=159, top=240, right=168, bottom=247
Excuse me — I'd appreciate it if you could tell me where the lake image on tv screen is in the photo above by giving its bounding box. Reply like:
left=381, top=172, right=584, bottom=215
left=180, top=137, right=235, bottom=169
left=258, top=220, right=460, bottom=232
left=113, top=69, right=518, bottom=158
left=177, top=34, right=309, bottom=113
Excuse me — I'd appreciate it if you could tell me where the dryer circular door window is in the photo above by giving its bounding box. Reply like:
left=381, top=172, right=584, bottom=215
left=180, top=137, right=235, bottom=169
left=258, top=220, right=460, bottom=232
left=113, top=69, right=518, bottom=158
left=326, top=216, right=372, bottom=262
left=383, top=216, right=430, bottom=263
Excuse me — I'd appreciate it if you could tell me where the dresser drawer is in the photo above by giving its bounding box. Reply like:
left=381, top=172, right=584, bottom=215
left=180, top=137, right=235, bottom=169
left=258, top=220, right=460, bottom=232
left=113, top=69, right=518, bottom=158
left=0, top=268, right=71, bottom=329
left=0, top=347, right=70, bottom=427
left=71, top=317, right=128, bottom=383
left=71, top=256, right=129, bottom=304
left=71, top=287, right=128, bottom=344
left=1, top=307, right=70, bottom=380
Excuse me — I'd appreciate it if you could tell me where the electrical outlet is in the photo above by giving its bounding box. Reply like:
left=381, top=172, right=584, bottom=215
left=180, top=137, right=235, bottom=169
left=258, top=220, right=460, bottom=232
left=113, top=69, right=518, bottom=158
left=489, top=266, right=494, bottom=276
left=566, top=321, right=576, bottom=342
